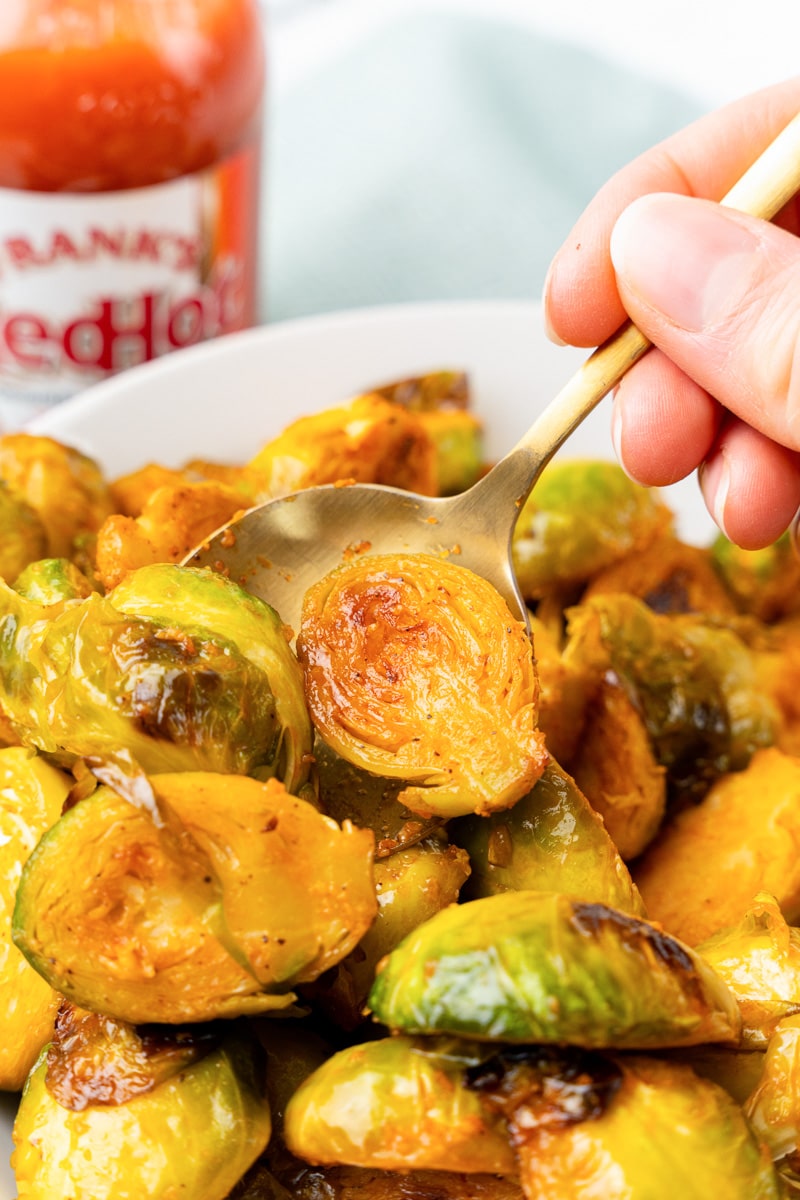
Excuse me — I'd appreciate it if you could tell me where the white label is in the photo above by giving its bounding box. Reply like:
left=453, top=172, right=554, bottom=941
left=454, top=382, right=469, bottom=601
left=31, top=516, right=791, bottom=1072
left=0, top=151, right=257, bottom=430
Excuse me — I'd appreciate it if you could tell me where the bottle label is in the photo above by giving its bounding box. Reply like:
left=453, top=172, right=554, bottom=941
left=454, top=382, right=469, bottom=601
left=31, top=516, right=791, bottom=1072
left=0, top=141, right=260, bottom=429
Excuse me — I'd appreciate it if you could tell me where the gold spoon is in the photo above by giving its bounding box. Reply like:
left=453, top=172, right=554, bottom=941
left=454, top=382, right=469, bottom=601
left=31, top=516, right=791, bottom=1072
left=188, top=112, right=800, bottom=631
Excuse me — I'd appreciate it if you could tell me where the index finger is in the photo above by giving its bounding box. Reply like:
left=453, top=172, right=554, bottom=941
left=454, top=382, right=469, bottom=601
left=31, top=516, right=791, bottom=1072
left=544, top=77, right=800, bottom=348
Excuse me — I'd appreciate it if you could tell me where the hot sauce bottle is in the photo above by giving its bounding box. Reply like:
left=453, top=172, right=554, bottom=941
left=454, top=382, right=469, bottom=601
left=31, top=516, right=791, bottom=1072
left=0, top=0, right=266, bottom=427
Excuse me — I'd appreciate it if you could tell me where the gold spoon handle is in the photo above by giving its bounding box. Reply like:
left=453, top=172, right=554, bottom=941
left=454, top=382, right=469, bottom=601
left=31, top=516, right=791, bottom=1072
left=464, top=109, right=800, bottom=516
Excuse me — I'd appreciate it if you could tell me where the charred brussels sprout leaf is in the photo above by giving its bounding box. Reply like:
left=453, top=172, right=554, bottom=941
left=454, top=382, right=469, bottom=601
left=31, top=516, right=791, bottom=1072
left=451, top=761, right=643, bottom=915
left=511, top=460, right=672, bottom=600
left=12, top=1028, right=271, bottom=1200
left=283, top=1036, right=516, bottom=1175
left=369, top=891, right=740, bottom=1048
left=298, top=554, right=547, bottom=819
left=0, top=747, right=70, bottom=1090
left=13, top=773, right=376, bottom=1024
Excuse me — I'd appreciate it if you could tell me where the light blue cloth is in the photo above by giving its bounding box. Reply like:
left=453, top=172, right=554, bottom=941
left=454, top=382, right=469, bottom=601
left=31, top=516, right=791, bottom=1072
left=264, top=9, right=701, bottom=321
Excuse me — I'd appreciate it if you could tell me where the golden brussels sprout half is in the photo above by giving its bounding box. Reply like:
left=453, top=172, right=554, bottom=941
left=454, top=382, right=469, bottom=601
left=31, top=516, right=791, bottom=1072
left=452, top=761, right=644, bottom=915
left=0, top=748, right=70, bottom=1090
left=635, top=748, right=800, bottom=946
left=583, top=534, right=738, bottom=616
left=13, top=773, right=376, bottom=1024
left=12, top=556, right=95, bottom=604
left=12, top=1026, right=270, bottom=1200
left=0, top=432, right=114, bottom=558
left=232, top=1163, right=525, bottom=1200
left=712, top=531, right=800, bottom=623
left=511, top=460, right=672, bottom=600
left=745, top=1014, right=800, bottom=1178
left=283, top=1036, right=517, bottom=1176
left=0, top=481, right=47, bottom=583
left=0, top=563, right=313, bottom=789
left=298, top=554, right=547, bottom=819
left=416, top=408, right=484, bottom=495
left=469, top=1048, right=780, bottom=1199
left=369, top=891, right=741, bottom=1048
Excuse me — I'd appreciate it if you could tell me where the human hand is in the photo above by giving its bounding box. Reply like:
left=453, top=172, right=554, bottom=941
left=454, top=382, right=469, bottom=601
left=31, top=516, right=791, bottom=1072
left=543, top=78, right=800, bottom=549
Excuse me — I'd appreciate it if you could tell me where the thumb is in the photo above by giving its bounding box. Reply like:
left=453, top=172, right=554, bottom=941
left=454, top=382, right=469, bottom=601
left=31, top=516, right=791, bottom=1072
left=609, top=192, right=800, bottom=451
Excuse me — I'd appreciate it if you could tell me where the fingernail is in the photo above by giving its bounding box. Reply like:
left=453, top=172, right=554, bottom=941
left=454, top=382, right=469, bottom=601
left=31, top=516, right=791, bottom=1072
left=698, top=452, right=732, bottom=539
left=610, top=194, right=762, bottom=332
left=791, top=507, right=800, bottom=561
left=541, top=266, right=567, bottom=346
left=610, top=401, right=629, bottom=475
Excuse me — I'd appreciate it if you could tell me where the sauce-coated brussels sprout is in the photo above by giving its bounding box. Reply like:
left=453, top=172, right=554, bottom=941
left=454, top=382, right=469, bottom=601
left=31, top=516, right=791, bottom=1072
left=13, top=773, right=376, bottom=1024
left=369, top=891, right=740, bottom=1048
left=12, top=557, right=95, bottom=604
left=12, top=1027, right=270, bottom=1200
left=0, top=482, right=47, bottom=583
left=283, top=1036, right=516, bottom=1175
left=745, top=1015, right=800, bottom=1177
left=298, top=554, right=547, bottom=818
left=451, top=761, right=643, bottom=914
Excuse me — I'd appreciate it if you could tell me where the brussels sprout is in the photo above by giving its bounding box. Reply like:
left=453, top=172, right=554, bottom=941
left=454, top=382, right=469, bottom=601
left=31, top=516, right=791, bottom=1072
left=0, top=562, right=313, bottom=789
left=283, top=1036, right=516, bottom=1175
left=373, top=369, right=470, bottom=412
left=13, top=556, right=95, bottom=605
left=416, top=409, right=484, bottom=495
left=111, top=461, right=254, bottom=517
left=528, top=614, right=590, bottom=766
left=584, top=534, right=738, bottom=615
left=563, top=593, right=777, bottom=805
left=511, top=460, right=672, bottom=600
left=697, top=894, right=800, bottom=1047
left=568, top=675, right=667, bottom=860
left=12, top=1026, right=271, bottom=1200
left=667, top=1045, right=767, bottom=1106
left=0, top=747, right=70, bottom=1090
left=451, top=761, right=644, bottom=915
left=0, top=480, right=47, bottom=582
left=311, top=833, right=471, bottom=1029
left=469, top=1048, right=781, bottom=1198
left=246, top=394, right=437, bottom=500
left=298, top=554, right=547, bottom=819
left=95, top=479, right=247, bottom=591
left=368, top=891, right=740, bottom=1048
left=635, top=748, right=800, bottom=946
left=712, top=531, right=800, bottom=623
left=13, top=772, right=376, bottom=1024
left=745, top=1015, right=800, bottom=1174
left=232, top=1162, right=525, bottom=1199
left=0, top=432, right=114, bottom=558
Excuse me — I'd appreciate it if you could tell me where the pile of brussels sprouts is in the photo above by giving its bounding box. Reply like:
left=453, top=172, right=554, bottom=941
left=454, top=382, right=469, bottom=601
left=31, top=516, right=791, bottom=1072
left=3, top=373, right=800, bottom=1198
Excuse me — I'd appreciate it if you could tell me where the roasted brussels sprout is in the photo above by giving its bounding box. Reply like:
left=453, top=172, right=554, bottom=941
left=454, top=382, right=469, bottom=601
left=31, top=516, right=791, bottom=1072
left=0, top=432, right=114, bottom=558
left=232, top=1162, right=524, bottom=1200
left=745, top=1014, right=800, bottom=1177
left=712, top=532, right=800, bottom=623
left=13, top=556, right=95, bottom=604
left=13, top=772, right=376, bottom=1024
left=369, top=891, right=740, bottom=1048
left=246, top=394, right=437, bottom=500
left=0, top=481, right=47, bottom=583
left=372, top=369, right=470, bottom=412
left=12, top=1023, right=270, bottom=1199
left=95, top=479, right=247, bottom=590
left=697, top=894, right=800, bottom=1046
left=298, top=554, right=547, bottom=819
left=0, top=562, right=313, bottom=789
left=635, top=749, right=800, bottom=945
left=511, top=460, right=672, bottom=601
left=583, top=534, right=738, bottom=615
left=451, top=761, right=644, bottom=915
left=416, top=408, right=484, bottom=495
left=0, top=747, right=70, bottom=1090
left=527, top=614, right=590, bottom=766
left=283, top=1036, right=516, bottom=1175
left=563, top=593, right=777, bottom=805
left=469, top=1048, right=781, bottom=1198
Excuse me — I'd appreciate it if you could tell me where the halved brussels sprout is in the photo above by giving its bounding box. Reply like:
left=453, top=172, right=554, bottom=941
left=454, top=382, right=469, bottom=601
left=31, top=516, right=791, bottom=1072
left=635, top=748, right=800, bottom=946
left=416, top=409, right=484, bottom=495
left=12, top=1026, right=270, bottom=1200
left=0, top=562, right=313, bottom=789
left=712, top=532, right=800, bottom=623
left=95, top=479, right=247, bottom=590
left=283, top=1036, right=516, bottom=1175
left=0, top=480, right=47, bottom=583
left=583, top=534, right=738, bottom=616
left=246, top=394, right=437, bottom=500
left=13, top=772, right=376, bottom=1024
left=369, top=891, right=740, bottom=1048
left=0, top=432, right=114, bottom=558
left=311, top=833, right=471, bottom=1029
left=527, top=614, right=590, bottom=766
left=451, top=761, right=644, bottom=915
left=13, top=557, right=95, bottom=605
left=563, top=593, right=777, bottom=805
left=745, top=1014, right=800, bottom=1175
left=697, top=894, right=800, bottom=1046
left=373, top=369, right=470, bottom=412
left=232, top=1163, right=525, bottom=1199
left=298, top=554, right=547, bottom=819
left=469, top=1048, right=780, bottom=1198
left=0, top=747, right=70, bottom=1090
left=511, top=460, right=672, bottom=600
left=110, top=461, right=254, bottom=517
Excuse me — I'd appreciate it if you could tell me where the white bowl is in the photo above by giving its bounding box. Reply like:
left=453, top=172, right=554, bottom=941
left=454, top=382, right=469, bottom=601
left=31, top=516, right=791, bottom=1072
left=0, top=300, right=712, bottom=1196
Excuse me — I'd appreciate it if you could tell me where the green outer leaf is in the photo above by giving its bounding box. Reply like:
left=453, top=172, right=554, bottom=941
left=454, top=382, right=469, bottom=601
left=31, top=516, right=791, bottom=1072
left=368, top=891, right=741, bottom=1048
